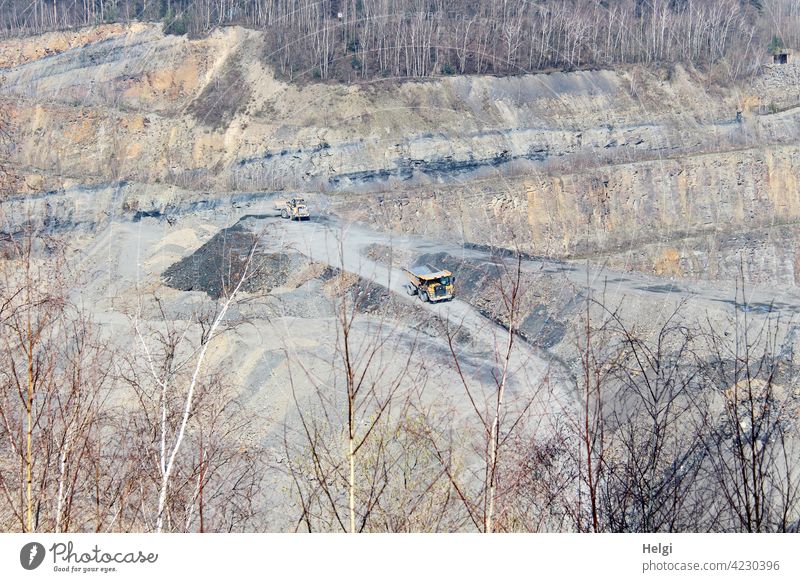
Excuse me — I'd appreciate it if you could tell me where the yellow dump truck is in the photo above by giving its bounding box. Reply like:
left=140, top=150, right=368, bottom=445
left=403, top=264, right=455, bottom=303
left=275, top=197, right=310, bottom=220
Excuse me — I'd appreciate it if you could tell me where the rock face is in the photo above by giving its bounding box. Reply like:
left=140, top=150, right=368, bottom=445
left=339, top=145, right=800, bottom=278
left=2, top=24, right=799, bottom=285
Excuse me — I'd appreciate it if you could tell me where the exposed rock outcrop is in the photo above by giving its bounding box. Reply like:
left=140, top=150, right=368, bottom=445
left=2, top=23, right=799, bottom=285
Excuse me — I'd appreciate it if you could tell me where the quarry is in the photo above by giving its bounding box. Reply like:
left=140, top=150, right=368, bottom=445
left=1, top=21, right=799, bottom=533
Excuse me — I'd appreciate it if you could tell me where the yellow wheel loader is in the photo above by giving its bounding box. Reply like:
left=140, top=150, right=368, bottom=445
left=403, top=264, right=455, bottom=303
left=274, top=197, right=310, bottom=220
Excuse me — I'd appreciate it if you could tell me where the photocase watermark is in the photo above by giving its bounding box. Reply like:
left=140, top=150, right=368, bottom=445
left=20, top=542, right=46, bottom=570
left=19, top=541, right=158, bottom=574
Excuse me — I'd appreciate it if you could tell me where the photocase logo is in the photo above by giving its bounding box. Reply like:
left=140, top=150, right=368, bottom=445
left=20, top=542, right=46, bottom=570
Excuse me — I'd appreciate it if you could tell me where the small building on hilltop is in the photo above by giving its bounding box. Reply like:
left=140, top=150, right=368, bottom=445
left=773, top=49, right=791, bottom=65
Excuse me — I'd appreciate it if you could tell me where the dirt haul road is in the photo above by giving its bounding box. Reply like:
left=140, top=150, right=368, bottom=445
left=260, top=209, right=800, bottom=408
left=264, top=214, right=560, bottom=402
left=263, top=211, right=800, bottom=326
left=268, top=214, right=555, bottom=387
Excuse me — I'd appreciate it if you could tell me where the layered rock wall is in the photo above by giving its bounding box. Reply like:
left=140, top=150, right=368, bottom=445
left=2, top=24, right=798, bottom=284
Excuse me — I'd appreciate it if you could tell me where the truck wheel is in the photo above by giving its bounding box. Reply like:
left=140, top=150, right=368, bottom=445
left=419, top=290, right=429, bottom=303
left=406, top=284, right=417, bottom=296
left=281, top=209, right=289, bottom=219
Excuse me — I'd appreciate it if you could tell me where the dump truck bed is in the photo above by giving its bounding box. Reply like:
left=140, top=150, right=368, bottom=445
left=404, top=264, right=451, bottom=281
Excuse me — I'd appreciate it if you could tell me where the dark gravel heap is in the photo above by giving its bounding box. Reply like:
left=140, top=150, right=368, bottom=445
left=162, top=224, right=307, bottom=299
left=162, top=223, right=259, bottom=299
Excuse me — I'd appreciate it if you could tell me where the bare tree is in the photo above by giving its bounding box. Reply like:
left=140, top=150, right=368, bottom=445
left=692, top=279, right=800, bottom=532
left=123, top=227, right=266, bottom=532
left=599, top=300, right=706, bottom=532
left=0, top=1, right=775, bottom=81
left=282, top=235, right=425, bottom=532
left=0, top=211, right=118, bottom=533
left=420, top=248, right=552, bottom=532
